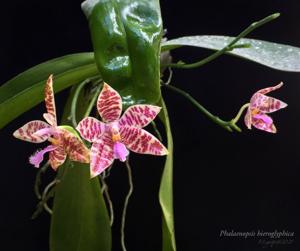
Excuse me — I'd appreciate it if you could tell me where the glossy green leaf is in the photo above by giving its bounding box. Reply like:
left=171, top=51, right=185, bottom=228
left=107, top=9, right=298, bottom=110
left=162, top=36, right=300, bottom=72
left=82, top=0, right=163, bottom=107
left=50, top=86, right=111, bottom=251
left=50, top=162, right=111, bottom=251
left=0, top=53, right=98, bottom=129
left=159, top=99, right=176, bottom=251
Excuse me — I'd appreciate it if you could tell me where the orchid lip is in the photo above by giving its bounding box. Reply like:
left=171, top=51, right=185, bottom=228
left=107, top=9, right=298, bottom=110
left=29, top=145, right=57, bottom=168
left=113, top=142, right=129, bottom=162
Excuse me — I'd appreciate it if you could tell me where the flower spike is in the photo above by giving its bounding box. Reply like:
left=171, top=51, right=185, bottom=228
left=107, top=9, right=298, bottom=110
left=77, top=83, right=168, bottom=178
left=244, top=82, right=287, bottom=133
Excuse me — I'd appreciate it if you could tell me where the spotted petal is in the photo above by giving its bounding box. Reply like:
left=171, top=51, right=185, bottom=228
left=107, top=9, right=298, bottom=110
left=76, top=117, right=106, bottom=142
left=90, top=133, right=114, bottom=178
left=43, top=113, right=56, bottom=126
left=257, top=82, right=283, bottom=95
left=61, top=129, right=90, bottom=164
left=120, top=126, right=168, bottom=155
left=119, top=105, right=161, bottom=128
left=13, top=120, right=51, bottom=143
left=252, top=112, right=277, bottom=133
left=97, top=83, right=122, bottom=123
left=49, top=145, right=67, bottom=170
left=44, top=75, right=57, bottom=126
left=250, top=93, right=287, bottom=113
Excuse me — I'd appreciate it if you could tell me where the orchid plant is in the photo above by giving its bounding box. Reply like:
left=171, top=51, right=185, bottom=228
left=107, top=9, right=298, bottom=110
left=0, top=1, right=299, bottom=251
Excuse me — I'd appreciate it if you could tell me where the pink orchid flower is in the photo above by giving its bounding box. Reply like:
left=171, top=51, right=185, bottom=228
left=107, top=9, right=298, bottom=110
left=244, top=82, right=287, bottom=133
left=77, top=83, right=168, bottom=178
left=13, top=75, right=90, bottom=170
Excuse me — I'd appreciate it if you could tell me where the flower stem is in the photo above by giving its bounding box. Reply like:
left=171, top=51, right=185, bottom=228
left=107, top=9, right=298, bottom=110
left=99, top=175, right=114, bottom=226
left=31, top=178, right=58, bottom=219
left=121, top=157, right=134, bottom=251
left=83, top=82, right=103, bottom=118
left=163, top=84, right=241, bottom=132
left=151, top=120, right=163, bottom=142
left=231, top=103, right=250, bottom=124
left=70, top=76, right=101, bottom=127
left=34, top=162, right=50, bottom=200
left=165, top=13, right=280, bottom=69
left=41, top=179, right=58, bottom=215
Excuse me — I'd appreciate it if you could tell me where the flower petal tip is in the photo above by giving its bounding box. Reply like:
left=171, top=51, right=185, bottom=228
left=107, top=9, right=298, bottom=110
left=90, top=172, right=98, bottom=179
left=281, top=102, right=288, bottom=109
left=162, top=147, right=169, bottom=155
left=90, top=168, right=103, bottom=179
left=13, top=130, right=20, bottom=139
left=103, top=82, right=109, bottom=89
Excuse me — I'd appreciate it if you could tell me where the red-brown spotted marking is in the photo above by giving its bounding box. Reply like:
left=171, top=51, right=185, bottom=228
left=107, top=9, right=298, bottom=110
left=97, top=83, right=122, bottom=123
left=119, top=105, right=161, bottom=128
left=13, top=120, right=51, bottom=143
left=44, top=75, right=57, bottom=126
left=90, top=132, right=114, bottom=178
left=49, top=145, right=67, bottom=170
left=76, top=117, right=105, bottom=142
left=120, top=126, right=168, bottom=155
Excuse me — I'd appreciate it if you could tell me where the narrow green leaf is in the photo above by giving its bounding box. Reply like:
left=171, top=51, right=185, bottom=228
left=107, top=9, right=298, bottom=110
left=162, top=36, right=300, bottom=72
left=159, top=99, right=176, bottom=251
left=0, top=53, right=98, bottom=129
left=50, top=85, right=111, bottom=251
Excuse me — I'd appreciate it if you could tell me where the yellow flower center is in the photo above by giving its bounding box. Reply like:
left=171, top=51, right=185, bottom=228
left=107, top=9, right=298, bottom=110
left=112, top=133, right=121, bottom=142
left=111, top=124, right=121, bottom=142
left=251, top=108, right=260, bottom=116
left=48, top=137, right=60, bottom=145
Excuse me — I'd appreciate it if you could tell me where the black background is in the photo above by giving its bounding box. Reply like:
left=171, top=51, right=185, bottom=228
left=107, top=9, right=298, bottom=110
left=1, top=0, right=300, bottom=250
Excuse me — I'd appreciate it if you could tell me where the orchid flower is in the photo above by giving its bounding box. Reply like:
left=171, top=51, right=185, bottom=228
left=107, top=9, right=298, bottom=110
left=13, top=75, right=90, bottom=169
left=244, top=82, right=287, bottom=133
left=77, top=83, right=168, bottom=178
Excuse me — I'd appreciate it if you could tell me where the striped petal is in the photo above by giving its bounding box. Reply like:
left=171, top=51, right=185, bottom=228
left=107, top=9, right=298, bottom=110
left=90, top=133, right=114, bottom=178
left=13, top=120, right=51, bottom=143
left=60, top=129, right=90, bottom=164
left=43, top=113, right=56, bottom=126
left=44, top=75, right=57, bottom=126
left=97, top=83, right=122, bottom=123
left=49, top=145, right=67, bottom=170
left=257, top=82, right=283, bottom=95
left=119, top=105, right=161, bottom=128
left=250, top=93, right=287, bottom=113
left=120, top=126, right=168, bottom=156
left=252, top=112, right=277, bottom=133
left=76, top=117, right=106, bottom=142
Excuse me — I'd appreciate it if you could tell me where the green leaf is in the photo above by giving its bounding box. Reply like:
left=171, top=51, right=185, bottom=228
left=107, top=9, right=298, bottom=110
left=162, top=35, right=300, bottom=72
left=50, top=86, right=111, bottom=251
left=50, top=162, right=111, bottom=251
left=0, top=53, right=98, bottom=129
left=159, top=99, right=176, bottom=251
left=82, top=0, right=163, bottom=107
